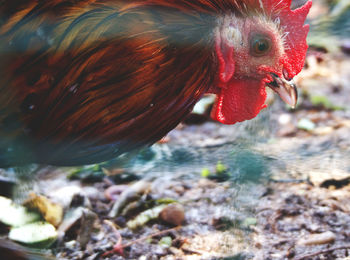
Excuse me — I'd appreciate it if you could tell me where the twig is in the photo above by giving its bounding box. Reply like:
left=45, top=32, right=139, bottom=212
left=295, top=244, right=350, bottom=260
left=122, top=226, right=181, bottom=248
left=102, top=223, right=181, bottom=257
left=102, top=220, right=124, bottom=257
left=181, top=246, right=203, bottom=255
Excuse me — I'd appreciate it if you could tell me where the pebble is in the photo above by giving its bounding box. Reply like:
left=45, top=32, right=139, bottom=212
left=159, top=203, right=185, bottom=226
left=297, top=118, right=316, bottom=131
left=172, top=185, right=185, bottom=195
left=341, top=40, right=350, bottom=55
left=312, top=126, right=334, bottom=135
left=278, top=113, right=292, bottom=125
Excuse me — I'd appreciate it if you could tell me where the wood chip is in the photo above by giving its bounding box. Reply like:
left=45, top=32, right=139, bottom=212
left=297, top=231, right=336, bottom=246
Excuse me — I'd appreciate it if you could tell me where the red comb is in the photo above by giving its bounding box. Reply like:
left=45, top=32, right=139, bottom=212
left=258, top=0, right=312, bottom=77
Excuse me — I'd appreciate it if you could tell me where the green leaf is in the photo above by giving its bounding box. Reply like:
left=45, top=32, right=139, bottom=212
left=201, top=168, right=211, bottom=178
left=0, top=196, right=40, bottom=227
left=68, top=164, right=105, bottom=182
left=216, top=161, right=227, bottom=174
left=310, top=95, right=344, bottom=110
left=9, top=221, right=57, bottom=248
left=241, top=217, right=257, bottom=229
left=159, top=236, right=172, bottom=247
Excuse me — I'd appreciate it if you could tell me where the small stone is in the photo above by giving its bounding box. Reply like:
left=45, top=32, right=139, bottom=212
left=277, top=123, right=297, bottom=137
left=173, top=185, right=185, bottom=195
left=278, top=113, right=292, bottom=125
left=159, top=203, right=185, bottom=226
left=297, top=118, right=316, bottom=131
left=312, top=126, right=334, bottom=135
left=341, top=40, right=350, bottom=55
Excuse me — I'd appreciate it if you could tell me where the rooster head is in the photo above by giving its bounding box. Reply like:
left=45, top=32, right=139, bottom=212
left=210, top=0, right=312, bottom=124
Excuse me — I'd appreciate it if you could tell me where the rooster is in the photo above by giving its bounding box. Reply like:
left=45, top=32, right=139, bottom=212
left=0, top=0, right=312, bottom=167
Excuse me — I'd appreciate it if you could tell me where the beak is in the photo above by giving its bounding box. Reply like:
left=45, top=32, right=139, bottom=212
left=267, top=73, right=298, bottom=108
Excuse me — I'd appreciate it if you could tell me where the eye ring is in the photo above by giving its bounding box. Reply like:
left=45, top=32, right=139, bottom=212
left=250, top=34, right=272, bottom=57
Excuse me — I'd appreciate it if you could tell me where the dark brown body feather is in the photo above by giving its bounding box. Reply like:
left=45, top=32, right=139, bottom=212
left=0, top=0, right=247, bottom=166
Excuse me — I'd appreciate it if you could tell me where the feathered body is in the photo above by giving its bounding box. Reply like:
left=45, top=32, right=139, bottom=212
left=0, top=0, right=311, bottom=166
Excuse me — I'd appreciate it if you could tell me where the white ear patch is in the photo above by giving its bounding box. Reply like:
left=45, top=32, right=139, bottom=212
left=224, top=24, right=243, bottom=47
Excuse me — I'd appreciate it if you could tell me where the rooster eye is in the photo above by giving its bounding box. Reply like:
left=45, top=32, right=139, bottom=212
left=250, top=35, right=271, bottom=57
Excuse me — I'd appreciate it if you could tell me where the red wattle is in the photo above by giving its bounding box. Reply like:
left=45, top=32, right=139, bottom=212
left=211, top=79, right=267, bottom=125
